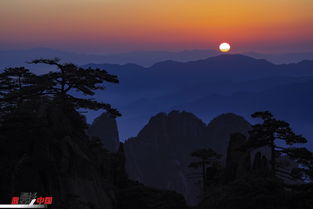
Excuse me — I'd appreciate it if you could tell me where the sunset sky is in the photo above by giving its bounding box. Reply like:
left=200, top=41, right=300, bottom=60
left=0, top=0, right=312, bottom=53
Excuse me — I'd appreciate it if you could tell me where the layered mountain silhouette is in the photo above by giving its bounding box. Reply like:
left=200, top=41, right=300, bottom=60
left=84, top=54, right=313, bottom=84
left=82, top=54, right=313, bottom=142
left=1, top=48, right=313, bottom=68
left=2, top=50, right=313, bottom=209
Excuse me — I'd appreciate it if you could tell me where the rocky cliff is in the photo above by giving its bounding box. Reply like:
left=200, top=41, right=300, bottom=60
left=225, top=133, right=251, bottom=182
left=88, top=112, right=120, bottom=152
left=124, top=111, right=251, bottom=205
left=0, top=103, right=118, bottom=209
left=0, top=104, right=188, bottom=209
left=206, top=113, right=251, bottom=157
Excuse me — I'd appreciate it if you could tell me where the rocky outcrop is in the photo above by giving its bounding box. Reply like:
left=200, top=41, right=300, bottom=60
left=0, top=104, right=119, bottom=209
left=88, top=112, right=120, bottom=152
left=0, top=104, right=190, bottom=209
left=124, top=111, right=207, bottom=205
left=206, top=113, right=251, bottom=157
left=225, top=133, right=251, bottom=182
left=124, top=111, right=251, bottom=205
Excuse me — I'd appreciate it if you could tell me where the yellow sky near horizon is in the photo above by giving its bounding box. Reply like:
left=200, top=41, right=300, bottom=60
left=0, top=0, right=312, bottom=53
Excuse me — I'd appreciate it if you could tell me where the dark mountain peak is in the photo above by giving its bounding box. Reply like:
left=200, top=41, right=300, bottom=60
left=122, top=63, right=145, bottom=68
left=214, top=53, right=256, bottom=59
left=136, top=111, right=206, bottom=140
left=88, top=112, right=120, bottom=152
left=145, top=110, right=204, bottom=123
left=150, top=60, right=181, bottom=68
left=124, top=111, right=208, bottom=204
left=203, top=54, right=273, bottom=65
left=167, top=110, right=201, bottom=119
left=91, top=112, right=117, bottom=126
left=146, top=54, right=275, bottom=79
left=207, top=113, right=251, bottom=130
left=208, top=113, right=249, bottom=126
left=206, top=113, right=251, bottom=156
left=283, top=59, right=313, bottom=67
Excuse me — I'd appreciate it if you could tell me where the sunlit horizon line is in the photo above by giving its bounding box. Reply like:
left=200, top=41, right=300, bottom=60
left=0, top=46, right=312, bottom=56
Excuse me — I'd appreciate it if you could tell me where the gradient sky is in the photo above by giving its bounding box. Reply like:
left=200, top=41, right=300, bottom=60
left=0, top=0, right=312, bottom=53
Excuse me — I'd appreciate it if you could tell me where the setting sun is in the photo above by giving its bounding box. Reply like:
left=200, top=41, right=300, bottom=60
left=219, top=42, right=231, bottom=53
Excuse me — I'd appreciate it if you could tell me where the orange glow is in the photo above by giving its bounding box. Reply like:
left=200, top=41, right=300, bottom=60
left=0, top=0, right=312, bottom=52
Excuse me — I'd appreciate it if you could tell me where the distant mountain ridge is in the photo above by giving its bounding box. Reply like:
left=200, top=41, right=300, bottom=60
left=83, top=54, right=313, bottom=95
left=84, top=54, right=313, bottom=76
left=1, top=47, right=313, bottom=69
left=81, top=54, right=313, bottom=142
left=0, top=48, right=218, bottom=68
